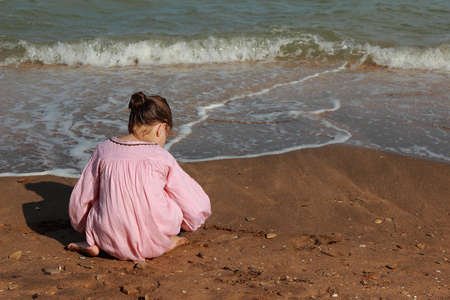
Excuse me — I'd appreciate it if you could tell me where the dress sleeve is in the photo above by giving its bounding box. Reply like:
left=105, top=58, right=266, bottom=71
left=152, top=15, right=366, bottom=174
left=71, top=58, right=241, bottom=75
left=165, top=159, right=211, bottom=232
left=69, top=146, right=102, bottom=233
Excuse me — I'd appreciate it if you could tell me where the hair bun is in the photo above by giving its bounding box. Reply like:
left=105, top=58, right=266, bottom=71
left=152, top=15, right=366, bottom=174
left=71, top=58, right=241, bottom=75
left=129, top=92, right=147, bottom=111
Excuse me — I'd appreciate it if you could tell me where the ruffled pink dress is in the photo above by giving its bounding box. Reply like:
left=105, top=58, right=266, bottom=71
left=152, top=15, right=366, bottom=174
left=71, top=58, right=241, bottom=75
left=69, top=137, right=211, bottom=261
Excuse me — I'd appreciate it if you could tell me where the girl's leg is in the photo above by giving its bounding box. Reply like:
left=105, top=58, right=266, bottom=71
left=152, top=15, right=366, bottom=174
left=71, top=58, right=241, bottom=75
left=67, top=241, right=100, bottom=257
left=165, top=236, right=188, bottom=253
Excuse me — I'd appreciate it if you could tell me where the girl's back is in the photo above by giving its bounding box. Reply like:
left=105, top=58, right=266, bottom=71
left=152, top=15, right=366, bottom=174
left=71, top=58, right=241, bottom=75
left=69, top=116, right=210, bottom=261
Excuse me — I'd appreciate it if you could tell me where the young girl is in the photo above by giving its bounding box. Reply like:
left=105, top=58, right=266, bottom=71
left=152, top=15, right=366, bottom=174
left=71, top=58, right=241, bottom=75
left=67, top=92, right=211, bottom=261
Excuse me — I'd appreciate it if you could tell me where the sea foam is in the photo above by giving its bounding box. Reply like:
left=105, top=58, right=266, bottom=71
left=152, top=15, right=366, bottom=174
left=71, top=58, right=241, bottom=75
left=2, top=36, right=449, bottom=70
left=366, top=44, right=450, bottom=70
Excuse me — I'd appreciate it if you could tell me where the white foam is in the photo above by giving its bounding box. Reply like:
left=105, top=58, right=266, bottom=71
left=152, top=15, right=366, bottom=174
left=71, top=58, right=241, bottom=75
left=309, top=99, right=341, bottom=115
left=399, top=145, right=450, bottom=162
left=0, top=169, right=81, bottom=178
left=3, top=37, right=449, bottom=70
left=176, top=126, right=351, bottom=163
left=241, top=64, right=347, bottom=100
left=3, top=37, right=295, bottom=67
left=164, top=106, right=209, bottom=150
left=203, top=103, right=225, bottom=110
left=365, top=44, right=450, bottom=70
left=165, top=65, right=347, bottom=152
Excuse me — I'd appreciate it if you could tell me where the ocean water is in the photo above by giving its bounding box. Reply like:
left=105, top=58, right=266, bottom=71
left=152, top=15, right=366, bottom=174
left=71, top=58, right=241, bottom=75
left=0, top=0, right=449, bottom=177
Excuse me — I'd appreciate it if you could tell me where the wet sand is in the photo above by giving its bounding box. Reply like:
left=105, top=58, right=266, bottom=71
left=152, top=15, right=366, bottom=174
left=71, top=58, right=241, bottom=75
left=1, top=144, right=449, bottom=299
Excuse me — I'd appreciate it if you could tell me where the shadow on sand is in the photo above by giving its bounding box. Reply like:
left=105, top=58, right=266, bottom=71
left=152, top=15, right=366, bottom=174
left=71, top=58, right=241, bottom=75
left=22, top=181, right=81, bottom=247
left=22, top=180, right=114, bottom=259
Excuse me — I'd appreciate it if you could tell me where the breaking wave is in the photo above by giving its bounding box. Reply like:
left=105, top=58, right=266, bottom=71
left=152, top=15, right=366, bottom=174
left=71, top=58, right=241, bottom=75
left=1, top=35, right=449, bottom=70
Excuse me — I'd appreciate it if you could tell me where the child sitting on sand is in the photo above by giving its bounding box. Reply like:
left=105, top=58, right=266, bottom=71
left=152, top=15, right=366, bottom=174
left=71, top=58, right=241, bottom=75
left=67, top=92, right=211, bottom=261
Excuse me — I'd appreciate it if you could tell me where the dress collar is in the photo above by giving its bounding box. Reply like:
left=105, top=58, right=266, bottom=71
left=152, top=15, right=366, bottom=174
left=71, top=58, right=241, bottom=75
left=110, top=137, right=157, bottom=146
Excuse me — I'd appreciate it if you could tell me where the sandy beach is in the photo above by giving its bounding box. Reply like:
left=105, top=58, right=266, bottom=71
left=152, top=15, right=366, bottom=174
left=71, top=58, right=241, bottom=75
left=1, top=144, right=449, bottom=299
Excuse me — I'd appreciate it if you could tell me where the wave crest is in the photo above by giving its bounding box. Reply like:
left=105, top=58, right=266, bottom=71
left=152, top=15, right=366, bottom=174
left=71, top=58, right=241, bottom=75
left=364, top=44, right=450, bottom=70
left=1, top=36, right=449, bottom=70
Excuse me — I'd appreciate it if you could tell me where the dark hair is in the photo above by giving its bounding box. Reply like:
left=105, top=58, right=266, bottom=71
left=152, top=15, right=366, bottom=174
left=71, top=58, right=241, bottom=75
left=128, top=92, right=172, bottom=134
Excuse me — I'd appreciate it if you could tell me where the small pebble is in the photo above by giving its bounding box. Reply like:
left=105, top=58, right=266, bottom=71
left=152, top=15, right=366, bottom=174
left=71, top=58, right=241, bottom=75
left=386, top=263, right=398, bottom=269
left=359, top=244, right=367, bottom=248
left=42, top=268, right=61, bottom=275
left=266, top=233, right=277, bottom=239
left=122, top=285, right=139, bottom=295
left=416, top=243, right=426, bottom=250
left=78, top=262, right=94, bottom=269
left=9, top=251, right=22, bottom=261
left=7, top=284, right=19, bottom=290
left=374, top=219, right=383, bottom=224
left=245, top=217, right=256, bottom=221
left=134, top=261, right=148, bottom=269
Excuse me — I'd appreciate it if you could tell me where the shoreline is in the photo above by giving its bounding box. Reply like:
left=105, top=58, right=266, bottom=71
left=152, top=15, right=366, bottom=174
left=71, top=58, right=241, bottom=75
left=1, top=144, right=449, bottom=298
left=1, top=142, right=448, bottom=179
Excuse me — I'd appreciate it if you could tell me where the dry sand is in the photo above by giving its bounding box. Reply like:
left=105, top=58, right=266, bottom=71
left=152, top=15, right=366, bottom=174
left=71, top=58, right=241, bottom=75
left=1, top=144, right=449, bottom=299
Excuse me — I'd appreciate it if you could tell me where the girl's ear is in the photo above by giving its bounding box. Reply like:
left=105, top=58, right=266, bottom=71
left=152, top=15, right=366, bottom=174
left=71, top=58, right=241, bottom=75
left=155, top=122, right=167, bottom=137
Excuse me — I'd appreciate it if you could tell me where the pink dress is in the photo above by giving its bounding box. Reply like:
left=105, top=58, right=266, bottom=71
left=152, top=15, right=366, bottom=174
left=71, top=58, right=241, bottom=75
left=69, top=137, right=211, bottom=261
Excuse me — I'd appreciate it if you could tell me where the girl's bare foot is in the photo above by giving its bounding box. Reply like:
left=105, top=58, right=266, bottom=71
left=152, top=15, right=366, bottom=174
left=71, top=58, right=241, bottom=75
left=165, top=236, right=188, bottom=253
left=67, top=242, right=100, bottom=257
